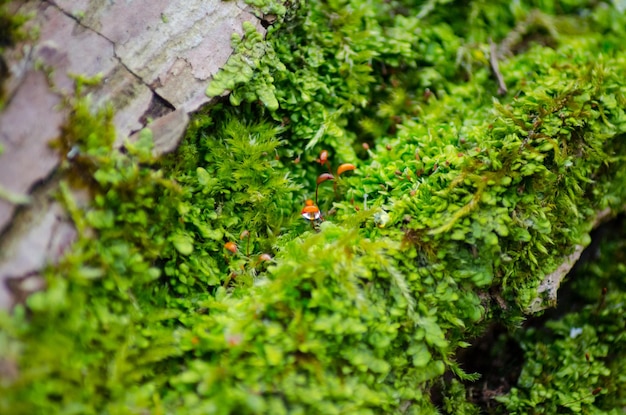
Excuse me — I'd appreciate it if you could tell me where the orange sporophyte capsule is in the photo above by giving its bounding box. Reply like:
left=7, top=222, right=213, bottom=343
left=316, top=173, right=335, bottom=185
left=224, top=241, right=238, bottom=253
left=319, top=150, right=329, bottom=164
left=336, top=163, right=356, bottom=176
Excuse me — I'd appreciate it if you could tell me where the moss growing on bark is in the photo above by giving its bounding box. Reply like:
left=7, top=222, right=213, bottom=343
left=0, top=0, right=29, bottom=109
left=495, top=219, right=626, bottom=414
left=1, top=0, right=626, bottom=413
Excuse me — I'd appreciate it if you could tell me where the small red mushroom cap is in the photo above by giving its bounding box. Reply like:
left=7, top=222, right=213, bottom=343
left=301, top=200, right=321, bottom=220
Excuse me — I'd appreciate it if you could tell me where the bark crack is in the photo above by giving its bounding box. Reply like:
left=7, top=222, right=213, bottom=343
left=43, top=0, right=176, bottom=109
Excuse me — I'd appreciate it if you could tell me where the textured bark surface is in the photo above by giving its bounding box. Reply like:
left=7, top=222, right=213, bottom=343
left=0, top=0, right=264, bottom=309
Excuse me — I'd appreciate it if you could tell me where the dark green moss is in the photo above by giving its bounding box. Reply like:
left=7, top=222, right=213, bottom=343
left=0, top=5, right=24, bottom=49
left=0, top=0, right=29, bottom=108
left=495, top=218, right=626, bottom=413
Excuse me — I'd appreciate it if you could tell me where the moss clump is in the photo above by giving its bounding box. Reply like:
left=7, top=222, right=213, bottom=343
left=206, top=22, right=285, bottom=111
left=1, top=0, right=626, bottom=413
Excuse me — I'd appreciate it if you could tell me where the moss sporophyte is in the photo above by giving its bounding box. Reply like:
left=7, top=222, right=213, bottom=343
left=2, top=0, right=626, bottom=413
left=312, top=149, right=357, bottom=204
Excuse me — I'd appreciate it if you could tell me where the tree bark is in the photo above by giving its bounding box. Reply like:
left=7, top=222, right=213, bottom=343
left=0, top=0, right=265, bottom=308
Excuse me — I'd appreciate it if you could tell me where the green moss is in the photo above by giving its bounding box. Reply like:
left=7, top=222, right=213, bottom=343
left=0, top=0, right=29, bottom=109
left=0, top=1, right=27, bottom=49
left=496, top=219, right=626, bottom=413
left=206, top=22, right=284, bottom=111
left=1, top=0, right=626, bottom=413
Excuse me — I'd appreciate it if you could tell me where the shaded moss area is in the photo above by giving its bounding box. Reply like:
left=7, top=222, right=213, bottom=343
left=0, top=0, right=29, bottom=108
left=0, top=1, right=24, bottom=49
left=455, top=217, right=626, bottom=414
left=1, top=0, right=626, bottom=414
left=491, top=217, right=626, bottom=414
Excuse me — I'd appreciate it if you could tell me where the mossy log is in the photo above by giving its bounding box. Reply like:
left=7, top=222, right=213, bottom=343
left=1, top=0, right=625, bottom=413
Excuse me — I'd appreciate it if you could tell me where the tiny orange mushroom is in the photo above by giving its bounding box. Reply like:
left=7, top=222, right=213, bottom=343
left=301, top=199, right=321, bottom=221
